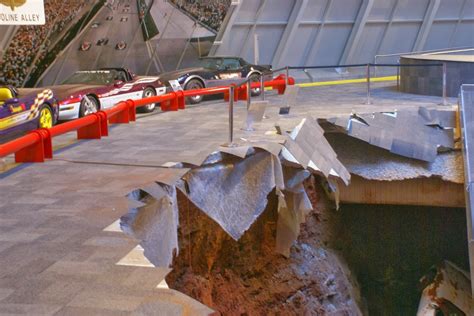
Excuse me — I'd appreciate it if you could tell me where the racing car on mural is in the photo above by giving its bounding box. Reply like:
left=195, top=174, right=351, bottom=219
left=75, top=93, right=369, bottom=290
left=96, top=38, right=109, bottom=46
left=48, top=68, right=165, bottom=120
left=158, top=56, right=272, bottom=104
left=115, top=41, right=127, bottom=50
left=0, top=86, right=59, bottom=143
left=79, top=41, right=92, bottom=51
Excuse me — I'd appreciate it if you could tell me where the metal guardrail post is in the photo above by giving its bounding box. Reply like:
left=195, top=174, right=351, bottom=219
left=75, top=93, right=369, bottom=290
left=260, top=74, right=265, bottom=101
left=223, top=85, right=236, bottom=147
left=396, top=66, right=400, bottom=91
left=442, top=62, right=448, bottom=106
left=246, top=80, right=251, bottom=110
left=366, top=64, right=371, bottom=105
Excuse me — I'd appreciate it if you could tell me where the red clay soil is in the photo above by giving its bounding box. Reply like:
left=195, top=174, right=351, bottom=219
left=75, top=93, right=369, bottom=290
left=166, top=176, right=362, bottom=315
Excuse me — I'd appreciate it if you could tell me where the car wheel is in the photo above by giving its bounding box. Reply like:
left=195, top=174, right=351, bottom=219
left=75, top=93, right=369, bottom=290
left=249, top=73, right=261, bottom=96
left=37, top=104, right=54, bottom=129
left=138, top=87, right=156, bottom=113
left=184, top=79, right=204, bottom=104
left=79, top=95, right=99, bottom=117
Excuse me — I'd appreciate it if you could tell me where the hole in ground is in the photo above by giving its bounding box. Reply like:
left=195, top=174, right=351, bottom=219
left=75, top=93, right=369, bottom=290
left=334, top=204, right=469, bottom=315
left=166, top=179, right=363, bottom=315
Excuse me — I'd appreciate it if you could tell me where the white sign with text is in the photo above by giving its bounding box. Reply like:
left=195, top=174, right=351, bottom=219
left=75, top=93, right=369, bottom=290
left=0, top=0, right=45, bottom=25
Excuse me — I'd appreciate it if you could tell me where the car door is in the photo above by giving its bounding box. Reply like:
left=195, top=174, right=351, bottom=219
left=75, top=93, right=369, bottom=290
left=217, top=58, right=244, bottom=86
left=122, top=70, right=144, bottom=100
left=0, top=98, right=30, bottom=143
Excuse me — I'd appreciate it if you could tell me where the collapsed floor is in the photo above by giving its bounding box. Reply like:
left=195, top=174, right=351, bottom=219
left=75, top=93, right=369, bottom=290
left=166, top=177, right=363, bottom=315
left=162, top=180, right=470, bottom=316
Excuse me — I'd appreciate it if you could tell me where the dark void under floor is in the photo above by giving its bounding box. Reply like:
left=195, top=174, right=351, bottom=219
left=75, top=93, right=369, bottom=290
left=334, top=204, right=469, bottom=315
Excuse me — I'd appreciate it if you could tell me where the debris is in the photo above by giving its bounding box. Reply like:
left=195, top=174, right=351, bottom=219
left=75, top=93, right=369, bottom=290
left=417, top=261, right=472, bottom=316
left=327, top=107, right=456, bottom=162
left=282, top=117, right=350, bottom=185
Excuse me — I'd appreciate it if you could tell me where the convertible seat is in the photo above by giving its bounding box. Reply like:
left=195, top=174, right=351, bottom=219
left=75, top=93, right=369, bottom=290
left=0, top=87, right=14, bottom=105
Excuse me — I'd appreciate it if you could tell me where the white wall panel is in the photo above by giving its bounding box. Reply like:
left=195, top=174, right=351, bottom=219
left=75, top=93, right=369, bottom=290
left=259, top=0, right=295, bottom=22
left=236, top=0, right=262, bottom=22
left=253, top=26, right=286, bottom=64
left=285, top=25, right=318, bottom=66
left=369, top=0, right=397, bottom=20
left=424, top=22, right=457, bottom=50
left=436, top=0, right=464, bottom=19
left=393, top=0, right=430, bottom=20
left=211, top=0, right=474, bottom=68
left=302, top=0, right=329, bottom=21
left=464, top=0, right=474, bottom=19
left=452, top=21, right=474, bottom=46
left=326, top=0, right=362, bottom=21
left=218, top=25, right=251, bottom=56
left=351, top=24, right=387, bottom=63
left=307, top=25, right=352, bottom=65
left=379, top=23, right=421, bottom=54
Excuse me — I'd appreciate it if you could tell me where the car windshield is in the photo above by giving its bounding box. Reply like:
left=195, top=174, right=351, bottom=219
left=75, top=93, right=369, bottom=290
left=62, top=71, right=117, bottom=85
left=198, top=58, right=223, bottom=70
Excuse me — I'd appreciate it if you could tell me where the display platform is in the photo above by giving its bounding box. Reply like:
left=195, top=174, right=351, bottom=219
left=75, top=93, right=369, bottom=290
left=400, top=52, right=474, bottom=97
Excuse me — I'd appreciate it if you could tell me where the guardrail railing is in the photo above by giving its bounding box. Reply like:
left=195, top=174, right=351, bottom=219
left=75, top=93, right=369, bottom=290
left=0, top=61, right=451, bottom=164
left=0, top=76, right=291, bottom=163
left=271, top=63, right=447, bottom=105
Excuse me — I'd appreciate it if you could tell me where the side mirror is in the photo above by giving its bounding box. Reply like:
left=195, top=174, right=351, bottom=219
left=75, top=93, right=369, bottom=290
left=4, top=98, right=19, bottom=105
left=114, top=80, right=124, bottom=87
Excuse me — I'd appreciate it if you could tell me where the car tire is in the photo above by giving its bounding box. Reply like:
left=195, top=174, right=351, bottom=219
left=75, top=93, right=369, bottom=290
left=184, top=79, right=204, bottom=104
left=138, top=87, right=157, bottom=113
left=37, top=104, right=54, bottom=129
left=249, top=73, right=262, bottom=96
left=79, top=95, right=99, bottom=117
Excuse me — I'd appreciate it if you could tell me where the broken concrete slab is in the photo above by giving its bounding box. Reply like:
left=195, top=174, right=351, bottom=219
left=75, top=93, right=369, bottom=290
left=283, top=118, right=350, bottom=185
left=326, top=133, right=463, bottom=183
left=179, top=151, right=284, bottom=241
left=328, top=107, right=456, bottom=162
left=121, top=186, right=179, bottom=268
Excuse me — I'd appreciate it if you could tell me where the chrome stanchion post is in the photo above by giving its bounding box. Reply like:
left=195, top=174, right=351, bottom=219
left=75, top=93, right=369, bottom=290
left=222, top=85, right=236, bottom=147
left=260, top=74, right=265, bottom=101
left=366, top=64, right=371, bottom=105
left=246, top=80, right=251, bottom=110
left=396, top=65, right=400, bottom=91
left=442, top=62, right=448, bottom=106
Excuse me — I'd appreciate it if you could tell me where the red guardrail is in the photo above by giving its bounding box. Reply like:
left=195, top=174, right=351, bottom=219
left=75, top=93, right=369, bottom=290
left=0, top=76, right=294, bottom=163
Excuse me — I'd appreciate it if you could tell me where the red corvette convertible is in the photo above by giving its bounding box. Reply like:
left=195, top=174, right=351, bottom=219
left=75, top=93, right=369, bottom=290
left=50, top=68, right=166, bottom=120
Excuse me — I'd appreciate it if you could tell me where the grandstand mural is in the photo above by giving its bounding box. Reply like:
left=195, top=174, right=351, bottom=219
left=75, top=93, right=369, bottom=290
left=0, top=0, right=232, bottom=87
left=0, top=0, right=101, bottom=87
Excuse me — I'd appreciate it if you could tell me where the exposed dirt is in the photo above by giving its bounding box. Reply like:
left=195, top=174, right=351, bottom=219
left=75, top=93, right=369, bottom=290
left=166, top=176, right=362, bottom=315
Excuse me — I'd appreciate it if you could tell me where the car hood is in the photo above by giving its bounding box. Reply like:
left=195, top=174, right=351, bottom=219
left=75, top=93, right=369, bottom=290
left=46, top=84, right=104, bottom=100
left=158, top=67, right=208, bottom=82
left=16, top=87, right=52, bottom=99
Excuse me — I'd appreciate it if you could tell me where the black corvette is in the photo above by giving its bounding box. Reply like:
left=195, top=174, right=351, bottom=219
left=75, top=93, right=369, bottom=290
left=158, top=56, right=272, bottom=104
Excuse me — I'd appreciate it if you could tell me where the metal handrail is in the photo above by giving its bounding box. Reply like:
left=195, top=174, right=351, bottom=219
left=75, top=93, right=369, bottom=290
left=0, top=76, right=290, bottom=161
left=271, top=63, right=443, bottom=70
left=374, top=46, right=474, bottom=63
